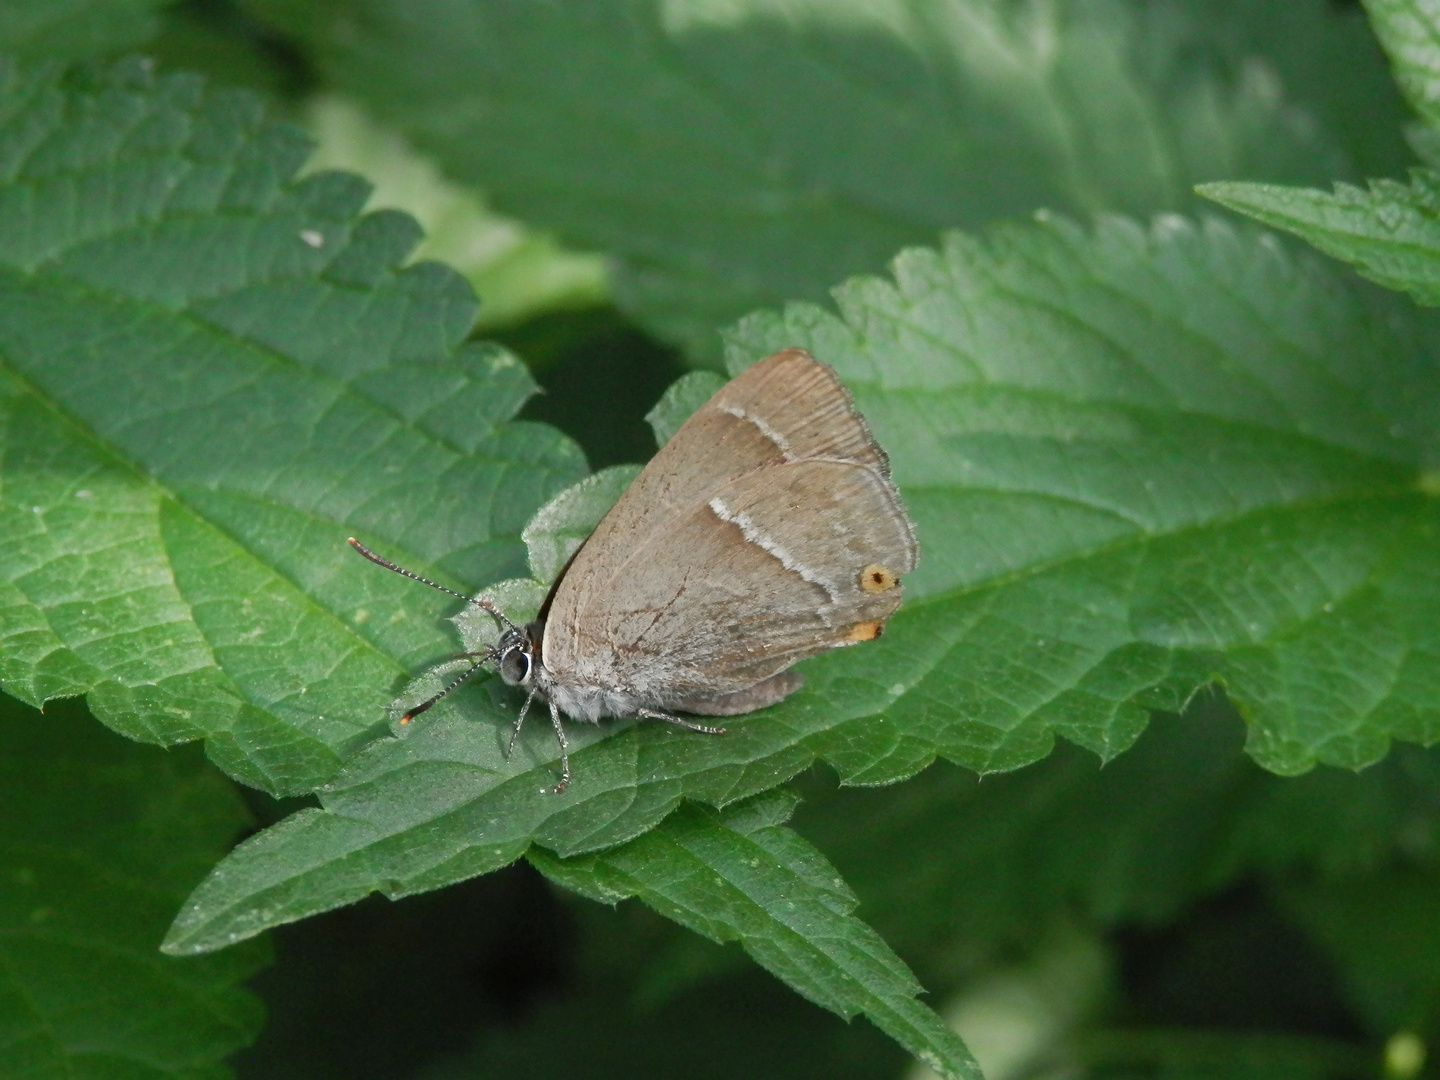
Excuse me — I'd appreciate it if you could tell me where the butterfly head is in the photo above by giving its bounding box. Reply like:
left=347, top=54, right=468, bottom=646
left=496, top=623, right=540, bottom=688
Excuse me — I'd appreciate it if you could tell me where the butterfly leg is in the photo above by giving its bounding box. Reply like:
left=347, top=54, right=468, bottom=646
left=548, top=699, right=572, bottom=794
left=635, top=708, right=727, bottom=736
left=505, top=688, right=538, bottom=760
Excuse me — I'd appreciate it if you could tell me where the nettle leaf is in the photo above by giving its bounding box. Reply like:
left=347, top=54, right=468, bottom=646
left=167, top=212, right=1440, bottom=955
left=530, top=792, right=981, bottom=1080
left=726, top=215, right=1440, bottom=780
left=1200, top=172, right=1440, bottom=307
left=247, top=0, right=1352, bottom=358
left=167, top=455, right=988, bottom=1077
left=0, top=694, right=267, bottom=1079
left=520, top=465, right=640, bottom=587
left=0, top=58, right=587, bottom=795
left=1197, top=2, right=1440, bottom=307
left=644, top=370, right=725, bottom=447
left=1361, top=0, right=1440, bottom=129
left=300, top=94, right=609, bottom=331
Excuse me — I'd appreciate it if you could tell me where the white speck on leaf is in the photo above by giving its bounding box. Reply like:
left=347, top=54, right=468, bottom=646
left=301, top=229, right=325, bottom=248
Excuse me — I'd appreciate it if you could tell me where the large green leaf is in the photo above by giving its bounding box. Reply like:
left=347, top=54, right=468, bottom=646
left=245, top=0, right=1357, bottom=359
left=728, top=216, right=1440, bottom=776
left=0, top=695, right=267, bottom=1079
left=531, top=792, right=982, bottom=1080
left=165, top=212, right=1440, bottom=959
left=0, top=58, right=586, bottom=796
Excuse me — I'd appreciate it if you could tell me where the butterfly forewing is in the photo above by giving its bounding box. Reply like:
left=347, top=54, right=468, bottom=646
left=543, top=348, right=917, bottom=705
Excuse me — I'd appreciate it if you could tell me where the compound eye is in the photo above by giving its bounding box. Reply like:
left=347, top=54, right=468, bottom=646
left=499, top=647, right=532, bottom=686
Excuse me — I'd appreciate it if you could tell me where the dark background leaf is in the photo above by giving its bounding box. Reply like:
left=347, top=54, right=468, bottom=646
left=239, top=0, right=1401, bottom=360
left=2, top=0, right=172, bottom=62
left=0, top=693, right=267, bottom=1079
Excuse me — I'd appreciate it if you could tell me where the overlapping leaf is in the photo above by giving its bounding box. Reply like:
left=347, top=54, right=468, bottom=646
left=246, top=0, right=1361, bottom=358
left=1361, top=0, right=1440, bottom=129
left=1197, top=2, right=1440, bottom=307
left=1200, top=172, right=1440, bottom=308
left=0, top=694, right=267, bottom=1080
left=300, top=95, right=609, bottom=331
left=0, top=58, right=587, bottom=795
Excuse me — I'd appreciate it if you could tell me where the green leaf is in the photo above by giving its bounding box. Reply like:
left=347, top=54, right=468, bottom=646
left=1199, top=173, right=1440, bottom=306
left=1074, top=1029, right=1374, bottom=1079
left=300, top=95, right=608, bottom=331
left=1207, top=0, right=1412, bottom=182
left=166, top=212, right=1440, bottom=963
left=644, top=370, right=725, bottom=447
left=0, top=694, right=267, bottom=1079
left=247, top=0, right=1354, bottom=358
left=520, top=465, right=641, bottom=586
left=726, top=215, right=1440, bottom=778
left=1361, top=0, right=1440, bottom=129
left=1280, top=867, right=1440, bottom=1037
left=529, top=792, right=982, bottom=1080
left=422, top=952, right=910, bottom=1080
left=0, top=58, right=586, bottom=795
left=1196, top=2, right=1440, bottom=308
left=0, top=0, right=169, bottom=61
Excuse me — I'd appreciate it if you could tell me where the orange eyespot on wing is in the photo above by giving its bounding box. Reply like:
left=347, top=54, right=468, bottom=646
left=859, top=564, right=897, bottom=593
left=846, top=620, right=883, bottom=642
